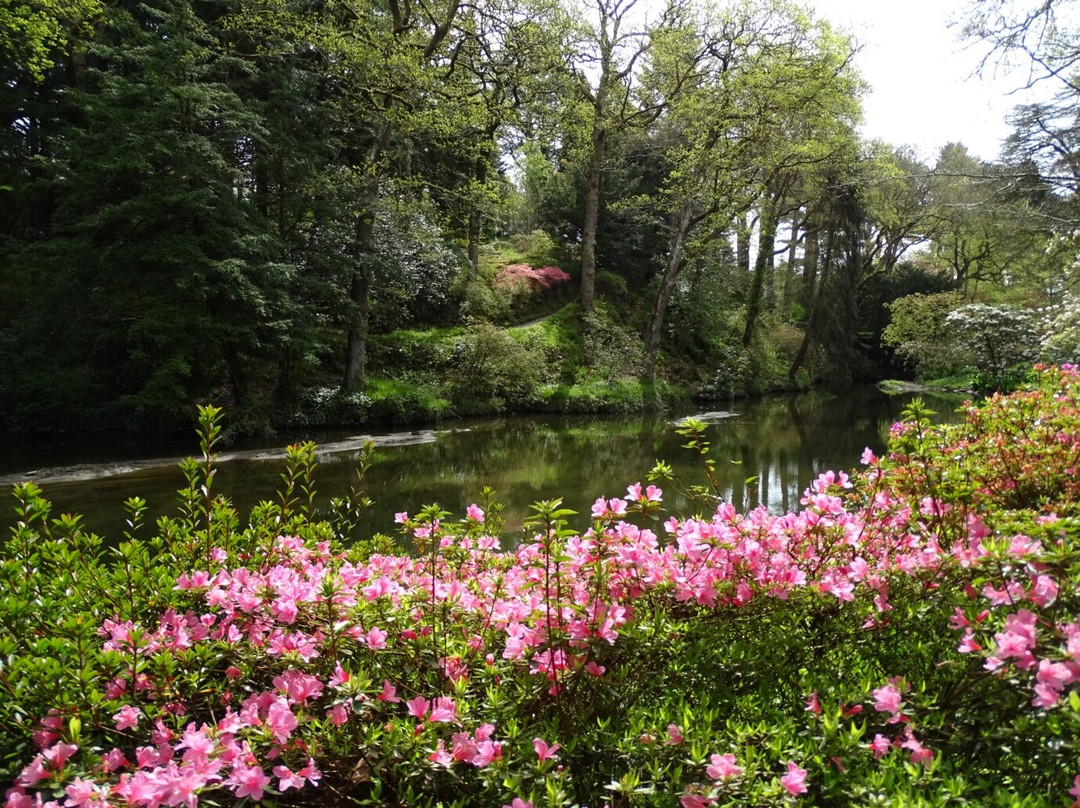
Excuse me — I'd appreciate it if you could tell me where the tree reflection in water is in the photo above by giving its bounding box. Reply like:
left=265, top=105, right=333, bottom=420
left=1, top=388, right=963, bottom=543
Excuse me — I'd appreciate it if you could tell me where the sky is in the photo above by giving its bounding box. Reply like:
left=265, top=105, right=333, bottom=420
left=808, top=0, right=1052, bottom=164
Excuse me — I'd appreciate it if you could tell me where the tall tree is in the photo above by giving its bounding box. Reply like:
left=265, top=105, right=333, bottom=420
left=571, top=0, right=697, bottom=312
left=639, top=1, right=861, bottom=376
left=0, top=0, right=312, bottom=429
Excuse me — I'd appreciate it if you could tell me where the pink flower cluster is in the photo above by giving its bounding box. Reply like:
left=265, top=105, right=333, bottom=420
left=943, top=522, right=1080, bottom=711
left=10, top=377, right=1080, bottom=808
left=428, top=723, right=502, bottom=768
left=493, top=264, right=571, bottom=293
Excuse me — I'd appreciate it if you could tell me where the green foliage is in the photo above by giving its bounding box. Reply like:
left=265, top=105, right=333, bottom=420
left=539, top=376, right=680, bottom=414
left=366, top=377, right=453, bottom=423
left=700, top=343, right=753, bottom=399
left=4, top=371, right=1080, bottom=806
left=0, top=0, right=102, bottom=80
left=289, top=387, right=372, bottom=427
left=580, top=303, right=644, bottom=382
left=507, top=229, right=560, bottom=267
left=882, top=291, right=966, bottom=378
left=452, top=274, right=512, bottom=324
left=858, top=260, right=962, bottom=375
left=370, top=190, right=469, bottom=329
left=1041, top=289, right=1080, bottom=364
left=0, top=0, right=1073, bottom=432
left=449, top=320, right=549, bottom=410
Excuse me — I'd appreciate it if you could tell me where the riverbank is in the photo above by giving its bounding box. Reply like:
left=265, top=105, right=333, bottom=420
left=277, top=302, right=817, bottom=438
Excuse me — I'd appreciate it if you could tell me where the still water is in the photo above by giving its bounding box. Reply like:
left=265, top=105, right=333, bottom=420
left=0, top=387, right=964, bottom=541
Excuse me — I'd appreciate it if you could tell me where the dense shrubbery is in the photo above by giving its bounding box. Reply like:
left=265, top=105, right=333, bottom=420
left=3, top=367, right=1080, bottom=807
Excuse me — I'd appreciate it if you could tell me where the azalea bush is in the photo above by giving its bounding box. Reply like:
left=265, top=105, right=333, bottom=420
left=493, top=264, right=572, bottom=313
left=3, top=367, right=1080, bottom=808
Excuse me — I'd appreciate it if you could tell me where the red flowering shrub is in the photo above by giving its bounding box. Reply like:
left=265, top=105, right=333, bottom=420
left=493, top=264, right=572, bottom=293
left=492, top=265, right=572, bottom=312
left=2, top=368, right=1079, bottom=808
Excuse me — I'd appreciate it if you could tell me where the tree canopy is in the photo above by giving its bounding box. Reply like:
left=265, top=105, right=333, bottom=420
left=2, top=0, right=1079, bottom=432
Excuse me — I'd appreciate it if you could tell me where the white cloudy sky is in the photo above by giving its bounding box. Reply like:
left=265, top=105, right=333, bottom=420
left=808, top=0, right=1051, bottom=163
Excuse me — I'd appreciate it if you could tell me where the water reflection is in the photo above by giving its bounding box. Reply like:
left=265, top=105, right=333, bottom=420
left=0, top=388, right=964, bottom=541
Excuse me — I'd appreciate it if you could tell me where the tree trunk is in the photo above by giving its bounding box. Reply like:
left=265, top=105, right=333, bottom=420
left=736, top=212, right=751, bottom=274
left=343, top=185, right=378, bottom=392
left=742, top=197, right=779, bottom=348
left=780, top=215, right=799, bottom=322
left=580, top=122, right=605, bottom=313
left=801, top=226, right=819, bottom=311
left=467, top=148, right=492, bottom=273
left=789, top=227, right=832, bottom=379
left=644, top=205, right=694, bottom=380
left=343, top=249, right=372, bottom=392
left=221, top=343, right=248, bottom=409
left=342, top=123, right=391, bottom=392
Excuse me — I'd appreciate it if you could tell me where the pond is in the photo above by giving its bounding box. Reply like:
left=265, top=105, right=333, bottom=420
left=0, top=386, right=965, bottom=542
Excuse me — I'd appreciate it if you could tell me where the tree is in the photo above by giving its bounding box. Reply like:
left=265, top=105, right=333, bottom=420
left=881, top=291, right=966, bottom=378
left=926, top=143, right=1046, bottom=293
left=0, top=0, right=315, bottom=429
left=569, top=0, right=698, bottom=312
left=963, top=0, right=1080, bottom=94
left=637, top=1, right=862, bottom=377
left=946, top=302, right=1039, bottom=384
left=0, top=0, right=101, bottom=81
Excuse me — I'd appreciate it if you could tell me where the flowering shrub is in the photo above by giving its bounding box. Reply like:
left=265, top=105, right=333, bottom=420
left=946, top=303, right=1040, bottom=391
left=492, top=265, right=572, bottom=312
left=493, top=264, right=572, bottom=294
left=3, top=368, right=1080, bottom=808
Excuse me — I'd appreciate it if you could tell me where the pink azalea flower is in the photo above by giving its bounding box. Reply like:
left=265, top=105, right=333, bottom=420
left=429, top=697, right=457, bottom=723
left=365, top=626, right=388, bottom=650
left=297, top=760, right=321, bottom=786
left=665, top=724, right=684, bottom=745
left=176, top=726, right=214, bottom=764
left=871, top=684, right=903, bottom=716
left=228, top=764, right=271, bottom=801
left=680, top=796, right=712, bottom=808
left=5, top=788, right=33, bottom=808
left=405, top=696, right=429, bottom=720
left=378, top=680, right=401, bottom=702
left=466, top=504, right=485, bottom=522
left=780, top=761, right=808, bottom=796
left=901, top=733, right=933, bottom=767
left=429, top=741, right=452, bottom=767
left=42, top=743, right=78, bottom=769
left=501, top=800, right=532, bottom=808
left=16, top=758, right=48, bottom=787
left=266, top=698, right=299, bottom=743
left=64, top=777, right=100, bottom=808
left=272, top=765, right=305, bottom=791
left=328, top=661, right=350, bottom=688
left=326, top=704, right=349, bottom=726
left=869, top=734, right=891, bottom=759
left=705, top=753, right=743, bottom=780
left=113, top=705, right=142, bottom=731
left=471, top=740, right=501, bottom=767
left=532, top=738, right=560, bottom=761
left=101, top=748, right=129, bottom=773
